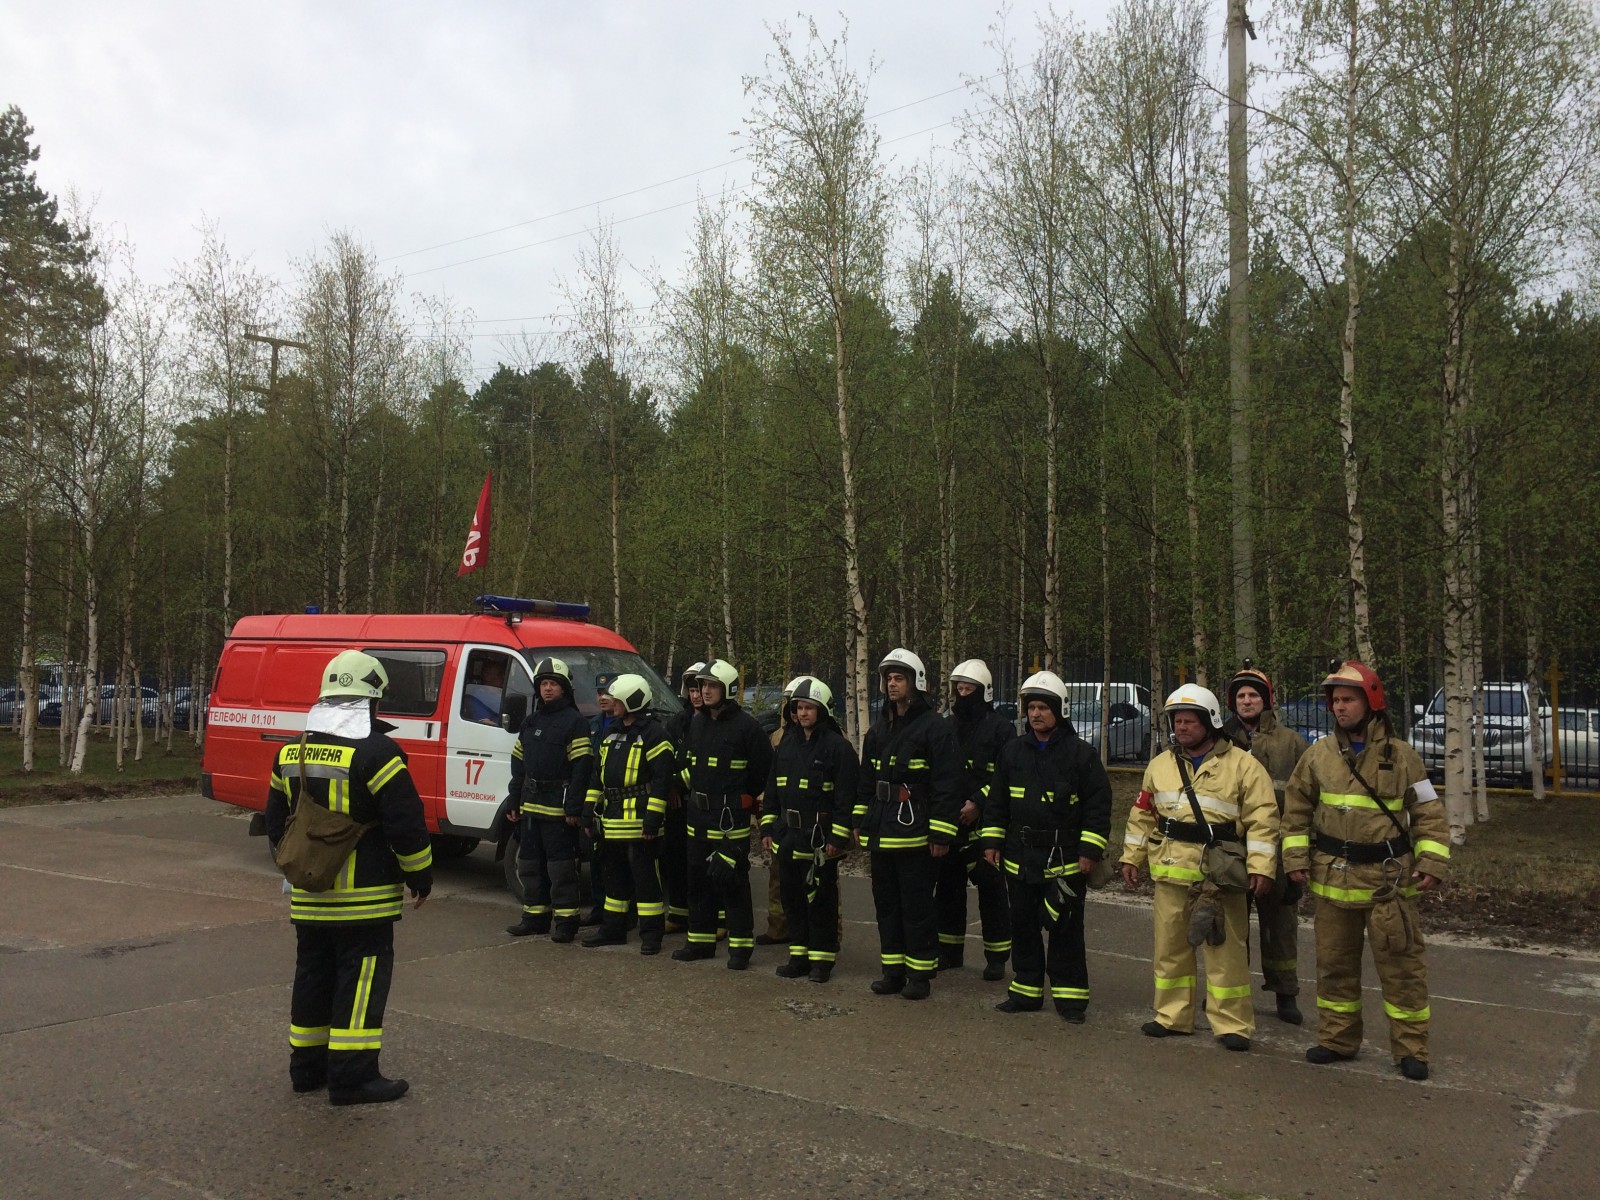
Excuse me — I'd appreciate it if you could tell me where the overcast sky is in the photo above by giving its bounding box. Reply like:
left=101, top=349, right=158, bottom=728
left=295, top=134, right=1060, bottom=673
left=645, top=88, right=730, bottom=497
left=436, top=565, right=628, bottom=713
left=6, top=0, right=1186, bottom=382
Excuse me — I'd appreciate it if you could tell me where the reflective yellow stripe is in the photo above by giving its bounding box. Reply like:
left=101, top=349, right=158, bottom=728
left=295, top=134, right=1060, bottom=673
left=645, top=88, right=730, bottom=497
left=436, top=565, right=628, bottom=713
left=289, top=1023, right=329, bottom=1047
left=1149, top=862, right=1205, bottom=883
left=928, top=819, right=959, bottom=837
left=1384, top=1000, right=1430, bottom=1022
left=328, top=1027, right=383, bottom=1051
left=1317, top=995, right=1362, bottom=1013
left=1155, top=974, right=1195, bottom=990
left=875, top=836, right=929, bottom=850
left=646, top=740, right=673, bottom=760
left=351, top=955, right=377, bottom=1029
left=1309, top=880, right=1375, bottom=903
left=569, top=740, right=592, bottom=760
left=1318, top=791, right=1396, bottom=811
left=367, top=756, right=406, bottom=792
left=1415, top=839, right=1451, bottom=859
left=1010, top=983, right=1044, bottom=997
left=1282, top=834, right=1310, bottom=850
left=1206, top=982, right=1252, bottom=1000
left=1081, top=831, right=1108, bottom=850
left=396, top=844, right=433, bottom=872
left=511, top=741, right=524, bottom=760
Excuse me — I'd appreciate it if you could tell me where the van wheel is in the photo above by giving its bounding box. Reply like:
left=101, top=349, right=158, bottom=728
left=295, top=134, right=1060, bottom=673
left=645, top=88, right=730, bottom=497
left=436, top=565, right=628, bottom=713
left=503, top=826, right=525, bottom=902
left=431, top=835, right=480, bottom=861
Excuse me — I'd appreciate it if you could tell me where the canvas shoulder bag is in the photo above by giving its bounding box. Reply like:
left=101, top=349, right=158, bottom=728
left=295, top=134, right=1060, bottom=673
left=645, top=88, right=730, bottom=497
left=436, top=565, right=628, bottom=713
left=273, top=734, right=378, bottom=892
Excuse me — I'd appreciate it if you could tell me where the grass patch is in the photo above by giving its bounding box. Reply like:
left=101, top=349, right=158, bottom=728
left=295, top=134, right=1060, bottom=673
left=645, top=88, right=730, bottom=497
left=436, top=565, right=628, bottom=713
left=0, top=732, right=202, bottom=806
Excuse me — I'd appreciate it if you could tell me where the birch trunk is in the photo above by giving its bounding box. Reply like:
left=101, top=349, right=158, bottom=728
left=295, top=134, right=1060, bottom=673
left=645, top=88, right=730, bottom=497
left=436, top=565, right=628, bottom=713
left=1526, top=629, right=1545, bottom=799
left=834, top=313, right=871, bottom=745
left=1440, top=217, right=1472, bottom=842
left=1182, top=397, right=1206, bottom=685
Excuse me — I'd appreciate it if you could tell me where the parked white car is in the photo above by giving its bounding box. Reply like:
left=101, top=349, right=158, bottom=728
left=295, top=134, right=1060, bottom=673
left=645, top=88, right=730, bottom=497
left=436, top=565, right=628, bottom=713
left=1408, top=682, right=1536, bottom=784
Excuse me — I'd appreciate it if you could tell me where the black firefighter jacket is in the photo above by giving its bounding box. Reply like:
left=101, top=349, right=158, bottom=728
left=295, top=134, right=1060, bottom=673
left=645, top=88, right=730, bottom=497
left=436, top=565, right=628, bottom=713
left=507, top=690, right=595, bottom=820
left=682, top=702, right=773, bottom=843
left=980, top=722, right=1113, bottom=884
left=949, top=702, right=1017, bottom=849
left=760, top=720, right=860, bottom=860
left=854, top=696, right=964, bottom=852
left=266, top=719, right=434, bottom=925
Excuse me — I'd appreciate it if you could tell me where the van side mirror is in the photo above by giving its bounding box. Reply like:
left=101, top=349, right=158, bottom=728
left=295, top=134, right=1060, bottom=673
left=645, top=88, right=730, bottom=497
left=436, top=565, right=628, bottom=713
left=1413, top=704, right=1424, bottom=718
left=501, top=695, right=527, bottom=732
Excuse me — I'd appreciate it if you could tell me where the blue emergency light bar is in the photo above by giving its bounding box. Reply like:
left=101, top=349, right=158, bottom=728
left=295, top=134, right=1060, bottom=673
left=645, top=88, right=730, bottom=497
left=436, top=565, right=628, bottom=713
left=474, top=595, right=592, bottom=621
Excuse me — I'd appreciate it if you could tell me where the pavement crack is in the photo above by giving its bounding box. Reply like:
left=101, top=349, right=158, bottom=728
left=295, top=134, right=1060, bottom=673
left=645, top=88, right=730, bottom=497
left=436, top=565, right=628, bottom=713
left=1506, top=1012, right=1600, bottom=1195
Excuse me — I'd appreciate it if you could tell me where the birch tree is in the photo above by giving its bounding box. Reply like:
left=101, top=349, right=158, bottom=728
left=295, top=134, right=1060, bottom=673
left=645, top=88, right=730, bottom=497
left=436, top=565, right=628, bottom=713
left=1374, top=0, right=1599, bottom=838
left=965, top=21, right=1084, bottom=670
left=178, top=223, right=270, bottom=635
left=744, top=17, right=890, bottom=742
left=296, top=231, right=409, bottom=613
left=561, top=216, right=634, bottom=634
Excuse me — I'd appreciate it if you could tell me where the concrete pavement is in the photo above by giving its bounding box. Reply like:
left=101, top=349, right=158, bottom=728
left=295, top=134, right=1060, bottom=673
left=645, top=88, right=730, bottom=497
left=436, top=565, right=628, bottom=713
left=2, top=793, right=1597, bottom=1199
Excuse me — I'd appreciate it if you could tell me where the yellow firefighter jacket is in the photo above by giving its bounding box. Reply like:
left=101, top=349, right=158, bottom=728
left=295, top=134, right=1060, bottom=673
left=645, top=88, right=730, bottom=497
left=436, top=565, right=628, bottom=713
left=1281, top=716, right=1451, bottom=908
left=1222, top=709, right=1309, bottom=812
left=1121, top=737, right=1279, bottom=885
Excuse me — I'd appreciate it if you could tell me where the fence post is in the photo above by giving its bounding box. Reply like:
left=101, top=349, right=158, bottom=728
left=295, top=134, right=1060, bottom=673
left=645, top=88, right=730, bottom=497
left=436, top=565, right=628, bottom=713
left=1548, top=657, right=1563, bottom=796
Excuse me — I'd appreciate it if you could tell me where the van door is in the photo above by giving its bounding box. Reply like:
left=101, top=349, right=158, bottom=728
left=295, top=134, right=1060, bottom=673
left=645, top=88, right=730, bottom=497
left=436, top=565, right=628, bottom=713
left=444, top=646, right=532, bottom=835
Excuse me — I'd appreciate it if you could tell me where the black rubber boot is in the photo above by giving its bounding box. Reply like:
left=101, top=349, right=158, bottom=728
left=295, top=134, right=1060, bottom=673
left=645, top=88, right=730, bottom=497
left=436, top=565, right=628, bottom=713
left=994, top=997, right=1041, bottom=1014
left=505, top=915, right=549, bottom=937
left=549, top=921, right=579, bottom=944
left=1056, top=1006, right=1087, bottom=1025
left=291, top=1072, right=327, bottom=1094
left=579, top=908, right=604, bottom=928
left=901, top=976, right=931, bottom=1001
left=1142, top=1020, right=1191, bottom=1038
left=671, top=944, right=715, bottom=962
left=1276, top=994, right=1304, bottom=1025
left=1399, top=1056, right=1430, bottom=1081
left=581, top=929, right=627, bottom=948
left=329, top=1075, right=409, bottom=1106
left=1217, top=1033, right=1251, bottom=1052
left=1306, top=1045, right=1356, bottom=1065
left=982, top=956, right=1007, bottom=982
left=726, top=950, right=752, bottom=972
left=870, top=972, right=906, bottom=996
left=937, top=946, right=964, bottom=972
left=639, top=938, right=662, bottom=956
left=774, top=957, right=809, bottom=978
left=808, top=963, right=833, bottom=983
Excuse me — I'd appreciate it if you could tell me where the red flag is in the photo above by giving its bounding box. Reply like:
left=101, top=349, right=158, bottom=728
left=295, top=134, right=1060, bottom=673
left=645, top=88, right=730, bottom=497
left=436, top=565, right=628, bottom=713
left=457, top=472, right=492, bottom=577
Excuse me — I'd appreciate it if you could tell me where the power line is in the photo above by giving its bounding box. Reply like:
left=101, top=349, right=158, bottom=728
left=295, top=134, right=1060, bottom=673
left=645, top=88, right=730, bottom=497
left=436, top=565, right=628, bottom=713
left=402, top=106, right=983, bottom=282
left=386, top=74, right=995, bottom=271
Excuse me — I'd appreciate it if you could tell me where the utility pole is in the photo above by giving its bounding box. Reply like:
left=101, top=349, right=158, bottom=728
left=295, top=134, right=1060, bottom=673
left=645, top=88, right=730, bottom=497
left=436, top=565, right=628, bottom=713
left=1228, top=0, right=1258, bottom=664
left=242, top=328, right=310, bottom=403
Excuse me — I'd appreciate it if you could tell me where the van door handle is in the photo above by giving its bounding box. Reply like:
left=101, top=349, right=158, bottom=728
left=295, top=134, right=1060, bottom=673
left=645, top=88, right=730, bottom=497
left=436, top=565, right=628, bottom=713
left=260, top=732, right=296, bottom=743
left=455, top=749, right=497, bottom=756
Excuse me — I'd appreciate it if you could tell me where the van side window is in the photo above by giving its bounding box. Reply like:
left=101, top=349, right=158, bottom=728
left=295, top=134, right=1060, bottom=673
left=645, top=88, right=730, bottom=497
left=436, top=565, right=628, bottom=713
left=368, top=649, right=447, bottom=717
left=460, top=651, right=532, bottom=727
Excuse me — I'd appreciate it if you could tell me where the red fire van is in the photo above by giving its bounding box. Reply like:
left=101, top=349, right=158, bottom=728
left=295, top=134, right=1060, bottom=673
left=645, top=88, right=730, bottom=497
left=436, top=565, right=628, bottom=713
left=201, top=596, right=680, bottom=866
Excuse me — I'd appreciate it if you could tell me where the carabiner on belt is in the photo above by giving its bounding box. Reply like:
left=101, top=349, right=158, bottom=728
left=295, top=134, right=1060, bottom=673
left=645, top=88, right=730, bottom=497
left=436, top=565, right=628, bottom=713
left=718, top=803, right=736, bottom=834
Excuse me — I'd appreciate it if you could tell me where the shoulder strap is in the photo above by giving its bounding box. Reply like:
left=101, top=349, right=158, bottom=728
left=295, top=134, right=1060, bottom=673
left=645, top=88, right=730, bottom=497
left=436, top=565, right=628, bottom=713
left=1338, top=742, right=1411, bottom=841
left=1171, top=747, right=1218, bottom=844
left=296, top=732, right=308, bottom=802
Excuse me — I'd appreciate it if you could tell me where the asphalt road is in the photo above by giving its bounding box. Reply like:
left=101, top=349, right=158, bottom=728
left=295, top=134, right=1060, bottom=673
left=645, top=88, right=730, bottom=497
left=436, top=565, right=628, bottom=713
left=2, top=794, right=1598, bottom=1199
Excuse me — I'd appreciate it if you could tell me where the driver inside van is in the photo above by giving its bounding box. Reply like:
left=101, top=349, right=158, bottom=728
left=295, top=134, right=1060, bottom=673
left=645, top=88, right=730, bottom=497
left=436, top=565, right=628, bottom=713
left=462, top=657, right=507, bottom=725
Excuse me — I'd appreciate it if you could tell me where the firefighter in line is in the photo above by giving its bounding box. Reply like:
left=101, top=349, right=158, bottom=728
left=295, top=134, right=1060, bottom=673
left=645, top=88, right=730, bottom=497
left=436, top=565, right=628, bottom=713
left=581, top=673, right=623, bottom=927
left=981, top=670, right=1112, bottom=1021
left=756, top=677, right=807, bottom=950
left=1283, top=660, right=1450, bottom=1081
left=581, top=674, right=677, bottom=954
left=938, top=659, right=1015, bottom=981
left=760, top=677, right=858, bottom=983
left=674, top=659, right=774, bottom=969
left=661, top=662, right=706, bottom=932
left=854, top=648, right=964, bottom=1001
left=265, top=650, right=432, bottom=1106
left=504, top=658, right=594, bottom=944
left=1221, top=663, right=1310, bottom=1025
left=1120, top=686, right=1279, bottom=1051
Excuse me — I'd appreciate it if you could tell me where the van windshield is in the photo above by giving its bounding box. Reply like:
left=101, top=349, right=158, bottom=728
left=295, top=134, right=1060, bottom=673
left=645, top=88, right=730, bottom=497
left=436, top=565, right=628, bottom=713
left=536, top=647, right=681, bottom=721
left=1424, top=688, right=1526, bottom=719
